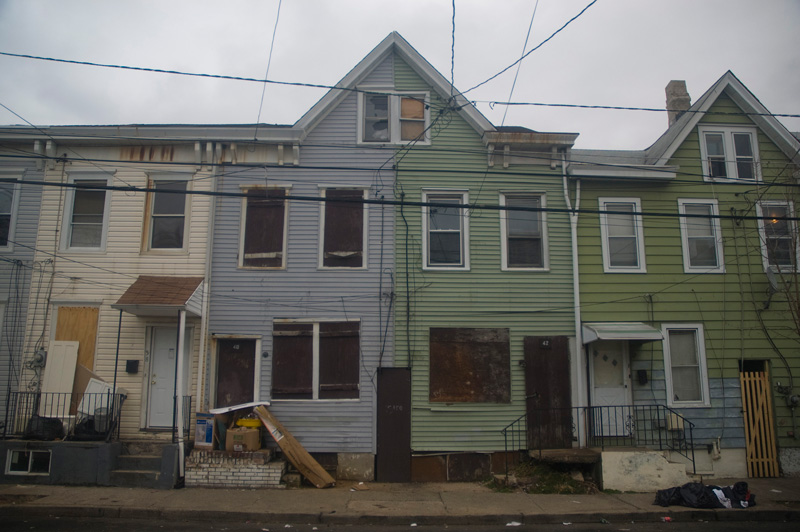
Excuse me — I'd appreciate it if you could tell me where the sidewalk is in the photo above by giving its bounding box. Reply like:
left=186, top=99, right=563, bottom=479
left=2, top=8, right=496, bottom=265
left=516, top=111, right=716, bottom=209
left=1, top=477, right=799, bottom=526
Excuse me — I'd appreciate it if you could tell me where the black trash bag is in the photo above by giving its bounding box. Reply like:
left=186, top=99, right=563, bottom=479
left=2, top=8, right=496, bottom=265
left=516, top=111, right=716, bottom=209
left=679, top=482, right=726, bottom=509
left=72, top=417, right=105, bottom=441
left=722, top=481, right=756, bottom=508
left=654, top=486, right=683, bottom=507
left=24, top=415, right=65, bottom=440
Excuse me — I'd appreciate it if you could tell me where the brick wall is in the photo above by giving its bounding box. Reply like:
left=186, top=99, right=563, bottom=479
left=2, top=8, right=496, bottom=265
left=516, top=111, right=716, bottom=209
left=185, top=449, right=286, bottom=488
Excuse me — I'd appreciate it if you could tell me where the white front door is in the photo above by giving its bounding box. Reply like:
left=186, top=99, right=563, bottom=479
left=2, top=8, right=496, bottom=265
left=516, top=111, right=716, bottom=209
left=590, top=340, right=631, bottom=436
left=147, top=327, right=186, bottom=428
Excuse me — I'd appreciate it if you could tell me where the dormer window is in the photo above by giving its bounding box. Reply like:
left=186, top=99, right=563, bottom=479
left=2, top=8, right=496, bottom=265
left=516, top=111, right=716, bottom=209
left=698, top=125, right=760, bottom=181
left=359, top=92, right=429, bottom=144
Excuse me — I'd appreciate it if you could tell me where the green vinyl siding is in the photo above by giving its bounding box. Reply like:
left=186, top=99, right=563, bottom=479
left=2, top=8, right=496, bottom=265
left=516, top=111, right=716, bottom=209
left=577, top=92, right=799, bottom=450
left=392, top=56, right=576, bottom=451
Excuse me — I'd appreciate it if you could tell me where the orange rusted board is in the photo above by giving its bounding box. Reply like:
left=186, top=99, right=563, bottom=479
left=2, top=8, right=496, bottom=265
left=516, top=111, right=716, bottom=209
left=254, top=405, right=335, bottom=488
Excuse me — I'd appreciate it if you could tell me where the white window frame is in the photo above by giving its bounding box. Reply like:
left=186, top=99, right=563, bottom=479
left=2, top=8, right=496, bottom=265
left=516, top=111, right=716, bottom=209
left=0, top=168, right=24, bottom=253
left=698, top=125, right=761, bottom=182
left=756, top=200, right=798, bottom=272
left=61, top=174, right=112, bottom=252
left=238, top=185, right=290, bottom=269
left=598, top=197, right=646, bottom=273
left=662, top=323, right=710, bottom=408
left=422, top=190, right=470, bottom=270
left=500, top=192, right=548, bottom=271
left=5, top=449, right=51, bottom=475
left=147, top=174, right=190, bottom=252
left=678, top=199, right=725, bottom=273
left=318, top=187, right=368, bottom=270
left=357, top=90, right=430, bottom=145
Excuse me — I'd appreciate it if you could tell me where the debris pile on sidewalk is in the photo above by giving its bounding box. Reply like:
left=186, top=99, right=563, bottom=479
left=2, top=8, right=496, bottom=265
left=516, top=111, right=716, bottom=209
left=654, top=481, right=755, bottom=509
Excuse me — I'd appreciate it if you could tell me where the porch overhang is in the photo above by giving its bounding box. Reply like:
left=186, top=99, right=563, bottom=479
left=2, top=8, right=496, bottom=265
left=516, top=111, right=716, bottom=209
left=111, top=276, right=204, bottom=317
left=582, top=322, right=663, bottom=344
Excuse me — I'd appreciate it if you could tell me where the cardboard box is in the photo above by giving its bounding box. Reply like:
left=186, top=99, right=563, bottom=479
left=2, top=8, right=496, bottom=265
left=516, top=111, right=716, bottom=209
left=194, top=413, right=214, bottom=449
left=225, top=427, right=260, bottom=452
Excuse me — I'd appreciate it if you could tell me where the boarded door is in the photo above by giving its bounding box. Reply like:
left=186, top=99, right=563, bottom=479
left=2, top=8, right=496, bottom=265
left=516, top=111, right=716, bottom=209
left=376, top=368, right=411, bottom=482
left=55, top=306, right=99, bottom=370
left=215, top=339, right=256, bottom=408
left=524, top=336, right=572, bottom=449
left=740, top=369, right=779, bottom=477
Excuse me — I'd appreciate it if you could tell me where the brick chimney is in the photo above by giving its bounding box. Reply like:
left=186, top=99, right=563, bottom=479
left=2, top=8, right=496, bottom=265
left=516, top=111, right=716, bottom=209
left=665, top=80, right=691, bottom=126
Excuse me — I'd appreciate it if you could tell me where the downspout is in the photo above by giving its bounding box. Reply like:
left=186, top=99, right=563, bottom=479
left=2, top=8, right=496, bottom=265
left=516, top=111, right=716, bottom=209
left=562, top=151, right=586, bottom=445
left=176, top=309, right=187, bottom=478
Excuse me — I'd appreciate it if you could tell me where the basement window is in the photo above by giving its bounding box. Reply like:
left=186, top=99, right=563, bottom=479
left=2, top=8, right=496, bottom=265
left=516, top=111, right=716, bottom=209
left=6, top=449, right=51, bottom=475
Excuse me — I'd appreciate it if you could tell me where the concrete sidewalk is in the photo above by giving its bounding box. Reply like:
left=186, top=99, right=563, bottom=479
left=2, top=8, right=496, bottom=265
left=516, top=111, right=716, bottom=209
left=1, top=477, right=799, bottom=526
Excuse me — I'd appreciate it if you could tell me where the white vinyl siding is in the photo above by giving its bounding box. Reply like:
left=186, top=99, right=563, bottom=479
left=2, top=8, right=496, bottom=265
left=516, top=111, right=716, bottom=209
left=678, top=199, right=724, bottom=273
left=598, top=197, right=646, bottom=273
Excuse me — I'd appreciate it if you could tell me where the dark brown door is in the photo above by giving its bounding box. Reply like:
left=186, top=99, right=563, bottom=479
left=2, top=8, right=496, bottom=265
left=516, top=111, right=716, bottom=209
left=215, top=339, right=256, bottom=408
left=376, top=368, right=411, bottom=482
left=524, top=336, right=572, bottom=449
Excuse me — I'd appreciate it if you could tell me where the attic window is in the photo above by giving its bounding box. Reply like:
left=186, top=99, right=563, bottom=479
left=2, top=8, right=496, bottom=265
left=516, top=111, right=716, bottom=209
left=698, top=125, right=760, bottom=181
left=360, top=92, right=429, bottom=144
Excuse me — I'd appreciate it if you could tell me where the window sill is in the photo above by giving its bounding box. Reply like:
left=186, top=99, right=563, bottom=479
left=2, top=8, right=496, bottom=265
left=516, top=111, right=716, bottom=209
left=423, top=265, right=470, bottom=272
left=666, top=402, right=710, bottom=409
left=602, top=269, right=647, bottom=274
left=270, top=398, right=360, bottom=403
left=501, top=266, right=550, bottom=272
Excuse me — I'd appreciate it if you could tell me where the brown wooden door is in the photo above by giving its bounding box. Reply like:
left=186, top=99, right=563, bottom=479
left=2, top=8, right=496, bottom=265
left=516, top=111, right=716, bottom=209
left=376, top=368, right=411, bottom=482
left=524, top=336, right=572, bottom=449
left=215, top=339, right=256, bottom=408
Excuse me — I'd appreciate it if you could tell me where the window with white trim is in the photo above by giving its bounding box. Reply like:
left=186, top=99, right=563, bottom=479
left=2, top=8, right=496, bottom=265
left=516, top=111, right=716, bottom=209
left=423, top=191, right=469, bottom=269
left=0, top=177, right=19, bottom=250
left=757, top=201, right=798, bottom=271
left=149, top=178, right=188, bottom=249
left=320, top=188, right=366, bottom=268
left=6, top=449, right=51, bottom=475
left=239, top=187, right=288, bottom=268
left=63, top=178, right=110, bottom=250
left=271, top=321, right=360, bottom=400
left=678, top=199, right=724, bottom=273
left=698, top=125, right=760, bottom=181
left=500, top=193, right=547, bottom=270
left=360, top=92, right=429, bottom=144
left=598, top=198, right=646, bottom=273
left=662, top=324, right=710, bottom=407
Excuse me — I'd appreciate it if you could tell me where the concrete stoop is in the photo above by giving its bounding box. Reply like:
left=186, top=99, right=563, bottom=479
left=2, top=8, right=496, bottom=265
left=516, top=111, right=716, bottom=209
left=600, top=449, right=688, bottom=492
left=109, top=441, right=177, bottom=490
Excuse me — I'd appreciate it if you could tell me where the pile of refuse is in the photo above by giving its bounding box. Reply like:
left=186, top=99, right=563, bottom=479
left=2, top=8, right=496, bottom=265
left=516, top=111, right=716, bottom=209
left=655, top=481, right=755, bottom=509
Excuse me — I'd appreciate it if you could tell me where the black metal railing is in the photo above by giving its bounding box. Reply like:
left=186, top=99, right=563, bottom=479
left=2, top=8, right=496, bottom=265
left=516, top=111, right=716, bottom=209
left=502, top=404, right=696, bottom=473
left=3, top=391, right=126, bottom=441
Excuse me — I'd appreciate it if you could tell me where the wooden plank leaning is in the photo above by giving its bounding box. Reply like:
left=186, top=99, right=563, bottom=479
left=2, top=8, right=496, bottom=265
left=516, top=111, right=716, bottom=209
left=253, top=405, right=336, bottom=488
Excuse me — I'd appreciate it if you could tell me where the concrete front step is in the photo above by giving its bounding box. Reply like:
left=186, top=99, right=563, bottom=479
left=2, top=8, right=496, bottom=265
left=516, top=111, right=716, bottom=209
left=115, top=454, right=162, bottom=471
left=109, top=469, right=161, bottom=489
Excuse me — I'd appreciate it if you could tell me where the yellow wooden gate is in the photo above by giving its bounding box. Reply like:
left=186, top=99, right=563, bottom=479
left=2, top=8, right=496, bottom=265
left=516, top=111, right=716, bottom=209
left=740, top=370, right=779, bottom=477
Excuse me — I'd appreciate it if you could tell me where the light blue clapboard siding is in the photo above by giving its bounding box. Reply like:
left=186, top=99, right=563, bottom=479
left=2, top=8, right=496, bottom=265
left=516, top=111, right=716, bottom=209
left=208, top=55, right=396, bottom=454
left=0, top=162, right=42, bottom=424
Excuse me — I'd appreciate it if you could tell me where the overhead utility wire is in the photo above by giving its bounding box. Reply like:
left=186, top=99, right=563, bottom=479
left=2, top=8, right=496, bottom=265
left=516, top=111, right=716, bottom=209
left=253, top=0, right=283, bottom=140
left=501, top=0, right=539, bottom=127
left=461, top=0, right=598, bottom=95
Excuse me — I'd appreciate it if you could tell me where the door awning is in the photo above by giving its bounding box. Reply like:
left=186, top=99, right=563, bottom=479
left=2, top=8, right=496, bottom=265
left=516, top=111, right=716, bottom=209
left=582, top=322, right=663, bottom=344
left=112, top=276, right=204, bottom=317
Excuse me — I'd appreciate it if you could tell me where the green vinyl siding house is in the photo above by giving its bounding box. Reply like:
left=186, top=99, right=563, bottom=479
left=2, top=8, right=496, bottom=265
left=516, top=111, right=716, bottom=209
left=360, top=33, right=581, bottom=481
left=572, top=72, right=800, bottom=480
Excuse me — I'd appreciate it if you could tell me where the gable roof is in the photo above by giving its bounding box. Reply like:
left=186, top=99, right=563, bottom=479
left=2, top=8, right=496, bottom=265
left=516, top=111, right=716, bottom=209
left=645, top=70, right=800, bottom=167
left=294, top=31, right=494, bottom=138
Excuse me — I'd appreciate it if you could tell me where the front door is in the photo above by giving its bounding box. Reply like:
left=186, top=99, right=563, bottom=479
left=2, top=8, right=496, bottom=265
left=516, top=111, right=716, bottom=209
left=590, top=340, right=631, bottom=436
left=147, top=326, right=188, bottom=428
left=524, top=336, right=572, bottom=449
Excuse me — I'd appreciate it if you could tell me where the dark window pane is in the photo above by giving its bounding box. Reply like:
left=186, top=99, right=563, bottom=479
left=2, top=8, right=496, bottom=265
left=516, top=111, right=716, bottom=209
left=153, top=181, right=186, bottom=214
left=151, top=217, right=185, bottom=248
left=609, top=237, right=638, bottom=267
left=508, top=237, right=543, bottom=267
left=0, top=214, right=9, bottom=245
left=429, top=232, right=461, bottom=264
left=272, top=323, right=313, bottom=399
left=70, top=181, right=106, bottom=247
left=689, top=238, right=718, bottom=267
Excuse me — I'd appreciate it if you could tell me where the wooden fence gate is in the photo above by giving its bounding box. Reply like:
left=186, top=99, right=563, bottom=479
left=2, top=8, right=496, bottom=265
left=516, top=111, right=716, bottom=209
left=740, top=370, right=779, bottom=477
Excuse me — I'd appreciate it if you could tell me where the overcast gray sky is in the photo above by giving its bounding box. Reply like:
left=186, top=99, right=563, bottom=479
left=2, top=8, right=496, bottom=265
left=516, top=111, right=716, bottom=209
left=0, top=0, right=797, bottom=149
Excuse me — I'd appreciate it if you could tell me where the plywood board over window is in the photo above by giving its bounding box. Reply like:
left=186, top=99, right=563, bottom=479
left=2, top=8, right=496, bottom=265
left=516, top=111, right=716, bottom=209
left=55, top=306, right=99, bottom=370
left=429, top=328, right=510, bottom=403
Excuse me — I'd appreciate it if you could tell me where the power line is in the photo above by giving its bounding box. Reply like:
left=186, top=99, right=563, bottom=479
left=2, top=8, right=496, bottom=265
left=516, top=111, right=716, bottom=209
left=253, top=0, right=283, bottom=140
left=501, top=0, right=539, bottom=127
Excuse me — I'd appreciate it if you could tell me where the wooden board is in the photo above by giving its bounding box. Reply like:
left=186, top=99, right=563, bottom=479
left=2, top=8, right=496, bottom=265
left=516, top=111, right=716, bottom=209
left=55, top=306, right=99, bottom=370
left=254, top=405, right=335, bottom=488
left=39, top=341, right=79, bottom=418
left=740, top=370, right=779, bottom=477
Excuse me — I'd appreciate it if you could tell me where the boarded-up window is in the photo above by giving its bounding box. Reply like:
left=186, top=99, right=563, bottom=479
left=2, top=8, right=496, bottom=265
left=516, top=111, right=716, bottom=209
left=242, top=188, right=286, bottom=268
left=322, top=189, right=364, bottom=268
left=215, top=339, right=256, bottom=408
left=272, top=321, right=360, bottom=400
left=54, top=306, right=99, bottom=370
left=429, top=328, right=510, bottom=403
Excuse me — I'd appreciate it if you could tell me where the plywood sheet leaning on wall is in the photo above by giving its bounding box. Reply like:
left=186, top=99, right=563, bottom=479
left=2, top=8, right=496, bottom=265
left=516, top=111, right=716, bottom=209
left=253, top=405, right=335, bottom=488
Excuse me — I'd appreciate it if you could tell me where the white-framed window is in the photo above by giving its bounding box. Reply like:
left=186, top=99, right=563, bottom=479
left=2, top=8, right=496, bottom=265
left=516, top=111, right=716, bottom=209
left=239, top=186, right=289, bottom=269
left=319, top=188, right=367, bottom=269
left=6, top=449, right=51, bottom=475
left=271, top=320, right=360, bottom=401
left=662, top=324, right=710, bottom=407
left=359, top=91, right=430, bottom=144
left=500, top=193, right=548, bottom=270
left=422, top=191, right=469, bottom=270
left=757, top=201, right=798, bottom=272
left=598, top=197, right=646, bottom=273
left=62, top=176, right=111, bottom=251
left=148, top=176, right=188, bottom=250
left=678, top=199, right=724, bottom=273
left=698, top=125, right=760, bottom=182
left=0, top=169, right=23, bottom=252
